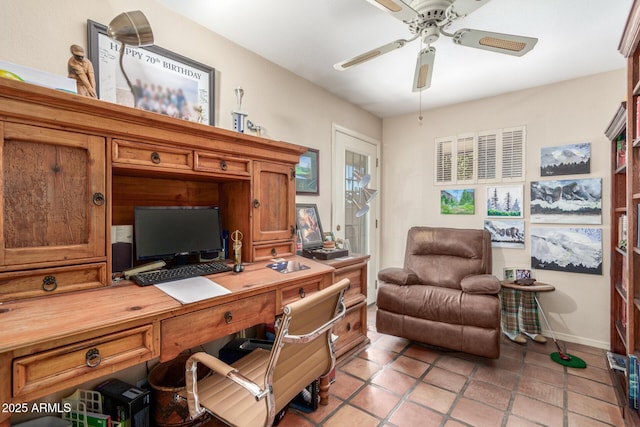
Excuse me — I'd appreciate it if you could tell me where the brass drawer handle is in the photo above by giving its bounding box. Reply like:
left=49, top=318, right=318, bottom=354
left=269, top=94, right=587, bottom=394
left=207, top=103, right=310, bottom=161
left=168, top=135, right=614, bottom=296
left=220, top=160, right=228, bottom=171
left=224, top=311, right=233, bottom=324
left=151, top=151, right=161, bottom=164
left=42, top=275, right=57, bottom=292
left=86, top=348, right=101, bottom=368
left=271, top=248, right=277, bottom=257
left=298, top=288, right=306, bottom=298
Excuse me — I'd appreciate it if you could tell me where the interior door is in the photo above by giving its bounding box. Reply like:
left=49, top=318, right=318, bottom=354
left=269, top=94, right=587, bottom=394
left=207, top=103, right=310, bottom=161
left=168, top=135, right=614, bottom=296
left=332, top=125, right=380, bottom=304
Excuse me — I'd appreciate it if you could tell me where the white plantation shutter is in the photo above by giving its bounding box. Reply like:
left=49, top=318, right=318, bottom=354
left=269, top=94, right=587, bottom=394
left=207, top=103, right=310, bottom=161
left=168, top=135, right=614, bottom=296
left=456, top=135, right=475, bottom=182
left=501, top=127, right=525, bottom=179
left=433, top=126, right=525, bottom=184
left=477, top=132, right=497, bottom=181
left=435, top=137, right=453, bottom=183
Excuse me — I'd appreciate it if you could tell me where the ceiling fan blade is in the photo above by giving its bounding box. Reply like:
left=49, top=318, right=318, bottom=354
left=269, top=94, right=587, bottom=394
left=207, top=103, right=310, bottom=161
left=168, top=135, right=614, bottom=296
left=334, top=39, right=412, bottom=70
left=413, top=47, right=436, bottom=92
left=365, top=0, right=419, bottom=23
left=452, top=29, right=537, bottom=56
left=448, top=0, right=492, bottom=18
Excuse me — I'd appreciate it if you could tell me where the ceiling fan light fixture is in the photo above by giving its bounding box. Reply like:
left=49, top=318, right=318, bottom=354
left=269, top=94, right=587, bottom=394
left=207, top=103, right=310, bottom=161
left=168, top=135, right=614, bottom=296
left=479, top=37, right=526, bottom=52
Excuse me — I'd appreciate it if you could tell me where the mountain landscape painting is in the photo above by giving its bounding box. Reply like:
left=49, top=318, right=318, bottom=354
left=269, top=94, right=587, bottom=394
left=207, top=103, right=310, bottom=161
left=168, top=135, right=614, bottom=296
left=530, top=178, right=602, bottom=224
left=441, top=189, right=474, bottom=214
left=540, top=142, right=591, bottom=176
left=531, top=227, right=602, bottom=275
left=484, top=219, right=525, bottom=248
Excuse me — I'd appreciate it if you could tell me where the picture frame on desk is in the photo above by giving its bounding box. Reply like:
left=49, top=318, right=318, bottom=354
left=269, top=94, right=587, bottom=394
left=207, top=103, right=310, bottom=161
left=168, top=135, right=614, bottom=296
left=87, top=20, right=215, bottom=125
left=295, top=203, right=324, bottom=249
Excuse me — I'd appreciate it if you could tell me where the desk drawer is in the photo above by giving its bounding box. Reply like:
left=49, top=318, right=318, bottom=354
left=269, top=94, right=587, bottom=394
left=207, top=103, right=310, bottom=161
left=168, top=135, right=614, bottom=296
left=113, top=140, right=193, bottom=171
left=334, top=263, right=366, bottom=306
left=13, top=324, right=157, bottom=400
left=252, top=241, right=295, bottom=261
left=277, top=277, right=323, bottom=311
left=194, top=152, right=251, bottom=178
left=161, top=292, right=276, bottom=361
left=333, top=301, right=367, bottom=359
left=0, top=263, right=107, bottom=302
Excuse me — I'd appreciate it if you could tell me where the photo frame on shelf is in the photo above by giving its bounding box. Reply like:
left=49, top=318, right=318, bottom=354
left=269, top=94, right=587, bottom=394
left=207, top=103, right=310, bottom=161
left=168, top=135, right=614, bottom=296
left=295, top=203, right=324, bottom=249
left=295, top=148, right=319, bottom=195
left=87, top=20, right=215, bottom=125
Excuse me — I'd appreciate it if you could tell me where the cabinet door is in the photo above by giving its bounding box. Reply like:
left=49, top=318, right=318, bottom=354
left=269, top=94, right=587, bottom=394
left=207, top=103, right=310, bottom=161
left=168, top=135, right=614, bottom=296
left=252, top=161, right=296, bottom=242
left=0, top=123, right=106, bottom=268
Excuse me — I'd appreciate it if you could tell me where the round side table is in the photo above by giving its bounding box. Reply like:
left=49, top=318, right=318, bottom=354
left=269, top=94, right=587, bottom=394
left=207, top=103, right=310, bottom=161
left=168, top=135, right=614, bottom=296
left=500, top=280, right=556, bottom=339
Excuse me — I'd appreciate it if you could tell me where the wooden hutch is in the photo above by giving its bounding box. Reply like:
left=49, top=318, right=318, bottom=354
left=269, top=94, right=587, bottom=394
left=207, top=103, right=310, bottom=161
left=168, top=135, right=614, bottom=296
left=0, top=78, right=369, bottom=425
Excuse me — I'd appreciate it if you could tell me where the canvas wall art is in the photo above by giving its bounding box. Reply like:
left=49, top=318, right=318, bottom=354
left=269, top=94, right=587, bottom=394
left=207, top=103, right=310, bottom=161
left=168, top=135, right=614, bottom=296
left=530, top=178, right=602, bottom=224
left=484, top=219, right=525, bottom=248
left=530, top=227, right=602, bottom=275
left=440, top=189, right=474, bottom=214
left=486, top=185, right=523, bottom=218
left=540, top=142, right=591, bottom=176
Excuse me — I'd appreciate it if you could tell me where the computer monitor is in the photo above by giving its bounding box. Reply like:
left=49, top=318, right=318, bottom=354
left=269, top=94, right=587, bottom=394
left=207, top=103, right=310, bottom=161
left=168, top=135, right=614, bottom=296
left=134, top=206, right=223, bottom=263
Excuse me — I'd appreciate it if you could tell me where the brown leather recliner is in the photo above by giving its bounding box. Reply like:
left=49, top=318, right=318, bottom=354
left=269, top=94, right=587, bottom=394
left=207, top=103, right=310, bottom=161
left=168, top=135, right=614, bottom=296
left=376, top=227, right=501, bottom=358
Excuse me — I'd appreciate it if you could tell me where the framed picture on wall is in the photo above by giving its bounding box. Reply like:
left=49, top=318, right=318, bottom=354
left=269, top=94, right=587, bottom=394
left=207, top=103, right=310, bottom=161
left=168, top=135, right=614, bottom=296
left=295, top=148, right=319, bottom=195
left=486, top=185, right=523, bottom=218
left=87, top=20, right=215, bottom=125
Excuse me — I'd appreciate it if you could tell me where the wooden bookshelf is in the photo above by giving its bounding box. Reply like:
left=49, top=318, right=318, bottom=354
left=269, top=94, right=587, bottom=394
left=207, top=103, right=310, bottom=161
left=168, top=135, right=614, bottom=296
left=609, top=1, right=640, bottom=422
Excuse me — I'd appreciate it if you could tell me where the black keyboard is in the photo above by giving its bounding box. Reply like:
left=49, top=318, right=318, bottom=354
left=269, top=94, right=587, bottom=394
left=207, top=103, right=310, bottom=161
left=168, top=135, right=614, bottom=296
left=132, top=261, right=232, bottom=286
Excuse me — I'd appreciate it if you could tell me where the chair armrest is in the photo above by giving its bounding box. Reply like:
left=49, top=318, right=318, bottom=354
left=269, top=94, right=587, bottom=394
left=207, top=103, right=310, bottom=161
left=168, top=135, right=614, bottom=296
left=378, top=267, right=420, bottom=285
left=460, top=274, right=501, bottom=294
left=185, top=352, right=267, bottom=418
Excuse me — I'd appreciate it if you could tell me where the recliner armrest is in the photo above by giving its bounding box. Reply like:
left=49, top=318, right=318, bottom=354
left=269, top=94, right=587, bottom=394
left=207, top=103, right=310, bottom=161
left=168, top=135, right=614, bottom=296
left=460, top=274, right=501, bottom=294
left=378, top=267, right=420, bottom=286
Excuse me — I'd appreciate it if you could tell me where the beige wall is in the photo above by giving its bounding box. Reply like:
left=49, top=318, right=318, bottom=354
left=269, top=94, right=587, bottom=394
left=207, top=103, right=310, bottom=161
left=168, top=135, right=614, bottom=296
left=380, top=69, right=626, bottom=348
left=0, top=0, right=382, bottom=227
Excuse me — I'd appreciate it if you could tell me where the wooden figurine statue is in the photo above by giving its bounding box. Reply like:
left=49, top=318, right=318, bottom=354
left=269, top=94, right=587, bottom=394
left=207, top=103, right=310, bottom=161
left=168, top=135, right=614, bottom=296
left=67, top=44, right=96, bottom=98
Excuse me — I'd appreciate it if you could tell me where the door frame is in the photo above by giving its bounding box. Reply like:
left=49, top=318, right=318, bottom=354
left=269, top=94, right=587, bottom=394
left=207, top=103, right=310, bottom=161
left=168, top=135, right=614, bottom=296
left=331, top=123, right=381, bottom=304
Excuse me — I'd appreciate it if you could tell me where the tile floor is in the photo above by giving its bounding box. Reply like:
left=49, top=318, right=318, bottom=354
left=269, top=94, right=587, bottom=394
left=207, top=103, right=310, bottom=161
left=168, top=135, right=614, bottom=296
left=207, top=305, right=626, bottom=426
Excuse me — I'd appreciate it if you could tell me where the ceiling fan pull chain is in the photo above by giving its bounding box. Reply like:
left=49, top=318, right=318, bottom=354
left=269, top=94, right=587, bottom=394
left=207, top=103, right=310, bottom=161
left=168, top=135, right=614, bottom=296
left=418, top=40, right=424, bottom=125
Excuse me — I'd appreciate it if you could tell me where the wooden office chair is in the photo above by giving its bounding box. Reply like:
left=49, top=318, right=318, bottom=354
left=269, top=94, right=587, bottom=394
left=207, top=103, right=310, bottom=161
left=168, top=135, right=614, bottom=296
left=183, top=278, right=350, bottom=427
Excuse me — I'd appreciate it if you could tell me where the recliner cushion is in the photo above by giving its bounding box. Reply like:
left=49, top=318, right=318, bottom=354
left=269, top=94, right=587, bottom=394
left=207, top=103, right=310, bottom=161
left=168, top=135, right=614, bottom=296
left=404, top=227, right=491, bottom=289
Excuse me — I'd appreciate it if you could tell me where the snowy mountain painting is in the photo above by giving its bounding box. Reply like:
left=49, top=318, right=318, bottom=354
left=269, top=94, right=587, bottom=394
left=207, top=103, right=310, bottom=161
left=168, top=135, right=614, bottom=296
left=540, top=142, right=591, bottom=176
left=484, top=219, right=525, bottom=248
left=530, top=178, right=601, bottom=224
left=531, top=227, right=602, bottom=275
left=486, top=185, right=523, bottom=218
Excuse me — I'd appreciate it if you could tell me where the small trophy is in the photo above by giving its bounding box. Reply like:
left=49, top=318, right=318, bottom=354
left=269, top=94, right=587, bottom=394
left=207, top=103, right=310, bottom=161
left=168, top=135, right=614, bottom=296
left=231, top=229, right=244, bottom=272
left=231, top=87, right=247, bottom=133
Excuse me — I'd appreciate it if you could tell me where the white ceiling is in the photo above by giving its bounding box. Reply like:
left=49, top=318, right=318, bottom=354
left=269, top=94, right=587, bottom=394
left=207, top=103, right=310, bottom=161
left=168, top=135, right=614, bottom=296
left=156, top=0, right=632, bottom=118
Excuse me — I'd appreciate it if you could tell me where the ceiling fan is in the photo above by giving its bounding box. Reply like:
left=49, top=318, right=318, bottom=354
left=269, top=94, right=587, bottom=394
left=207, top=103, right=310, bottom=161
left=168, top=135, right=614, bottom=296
left=334, top=0, right=538, bottom=92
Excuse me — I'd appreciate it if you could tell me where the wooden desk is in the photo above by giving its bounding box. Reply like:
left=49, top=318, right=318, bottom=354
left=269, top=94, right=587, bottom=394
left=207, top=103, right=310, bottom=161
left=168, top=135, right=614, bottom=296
left=0, top=256, right=337, bottom=425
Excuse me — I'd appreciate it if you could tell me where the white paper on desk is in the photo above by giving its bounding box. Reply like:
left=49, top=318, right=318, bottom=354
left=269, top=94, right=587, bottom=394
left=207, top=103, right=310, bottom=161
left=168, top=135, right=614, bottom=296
left=155, top=276, right=230, bottom=304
